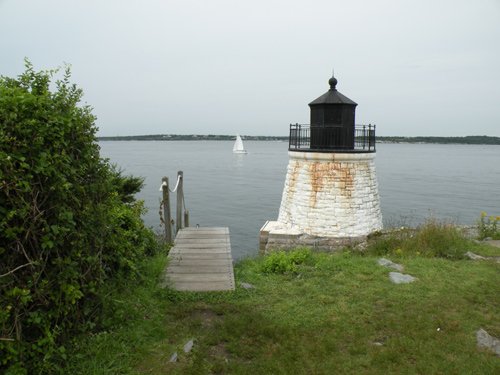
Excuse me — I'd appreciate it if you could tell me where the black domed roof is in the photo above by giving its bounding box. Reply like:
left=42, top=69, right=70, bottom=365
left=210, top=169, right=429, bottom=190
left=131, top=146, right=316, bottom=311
left=309, top=75, right=357, bottom=106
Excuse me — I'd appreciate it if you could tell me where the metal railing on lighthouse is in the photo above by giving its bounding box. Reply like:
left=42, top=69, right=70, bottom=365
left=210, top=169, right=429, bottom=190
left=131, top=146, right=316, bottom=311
left=288, top=124, right=376, bottom=153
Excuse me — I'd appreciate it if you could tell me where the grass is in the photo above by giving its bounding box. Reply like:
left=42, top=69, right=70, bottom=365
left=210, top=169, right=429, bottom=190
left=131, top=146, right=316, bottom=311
left=66, top=223, right=500, bottom=374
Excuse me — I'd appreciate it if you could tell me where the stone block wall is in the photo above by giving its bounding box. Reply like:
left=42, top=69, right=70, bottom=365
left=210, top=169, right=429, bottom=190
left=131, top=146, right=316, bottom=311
left=259, top=220, right=366, bottom=253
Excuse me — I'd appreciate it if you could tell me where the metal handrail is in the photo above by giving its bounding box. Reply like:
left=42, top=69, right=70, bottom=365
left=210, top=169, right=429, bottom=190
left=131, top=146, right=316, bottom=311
left=288, top=124, right=376, bottom=153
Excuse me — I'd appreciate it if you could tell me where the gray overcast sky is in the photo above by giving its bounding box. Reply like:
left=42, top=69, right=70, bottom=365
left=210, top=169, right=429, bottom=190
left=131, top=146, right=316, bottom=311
left=1, top=0, right=499, bottom=136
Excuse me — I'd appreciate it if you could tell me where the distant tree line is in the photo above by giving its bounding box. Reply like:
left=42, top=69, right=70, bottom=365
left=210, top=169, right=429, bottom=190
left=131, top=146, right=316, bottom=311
left=377, top=135, right=500, bottom=145
left=99, top=134, right=500, bottom=145
left=98, top=134, right=289, bottom=141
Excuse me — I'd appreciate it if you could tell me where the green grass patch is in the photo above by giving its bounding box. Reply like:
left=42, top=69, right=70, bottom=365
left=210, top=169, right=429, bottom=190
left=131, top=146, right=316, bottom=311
left=65, top=252, right=172, bottom=374
left=66, top=254, right=499, bottom=373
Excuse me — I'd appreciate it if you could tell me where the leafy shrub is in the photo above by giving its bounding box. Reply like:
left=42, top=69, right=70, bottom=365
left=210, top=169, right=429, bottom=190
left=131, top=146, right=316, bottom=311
left=261, top=248, right=312, bottom=274
left=0, top=61, right=157, bottom=373
left=407, top=220, right=469, bottom=259
left=363, top=230, right=406, bottom=256
left=365, top=219, right=472, bottom=259
left=478, top=211, right=500, bottom=240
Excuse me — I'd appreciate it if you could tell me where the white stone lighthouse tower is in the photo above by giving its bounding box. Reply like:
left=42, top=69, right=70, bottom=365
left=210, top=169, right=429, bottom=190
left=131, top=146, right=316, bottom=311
left=260, top=74, right=382, bottom=252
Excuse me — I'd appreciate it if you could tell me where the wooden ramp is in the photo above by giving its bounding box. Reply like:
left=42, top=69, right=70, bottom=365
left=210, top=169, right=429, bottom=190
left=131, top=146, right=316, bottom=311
left=164, top=227, right=235, bottom=291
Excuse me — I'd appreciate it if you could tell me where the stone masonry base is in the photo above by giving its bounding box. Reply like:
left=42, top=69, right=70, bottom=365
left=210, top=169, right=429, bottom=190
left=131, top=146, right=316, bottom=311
left=259, top=220, right=367, bottom=254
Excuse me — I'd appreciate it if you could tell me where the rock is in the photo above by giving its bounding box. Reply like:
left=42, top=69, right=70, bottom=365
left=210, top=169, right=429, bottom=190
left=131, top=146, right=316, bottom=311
left=485, top=239, right=500, bottom=248
left=354, top=241, right=368, bottom=251
left=389, top=272, right=417, bottom=284
left=465, top=251, right=500, bottom=263
left=465, top=251, right=486, bottom=260
left=476, top=328, right=500, bottom=356
left=240, top=282, right=254, bottom=289
left=169, top=352, right=178, bottom=362
left=184, top=339, right=195, bottom=353
left=378, top=258, right=404, bottom=272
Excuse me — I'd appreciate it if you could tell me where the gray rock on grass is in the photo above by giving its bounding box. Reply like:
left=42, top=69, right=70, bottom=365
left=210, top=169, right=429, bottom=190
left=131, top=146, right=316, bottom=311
left=465, top=251, right=486, bottom=260
left=476, top=328, right=500, bottom=356
left=184, top=339, right=195, bottom=353
left=378, top=258, right=404, bottom=272
left=389, top=272, right=417, bottom=284
left=169, top=339, right=195, bottom=362
left=169, top=352, right=178, bottom=362
left=465, top=251, right=500, bottom=263
left=240, top=282, right=255, bottom=289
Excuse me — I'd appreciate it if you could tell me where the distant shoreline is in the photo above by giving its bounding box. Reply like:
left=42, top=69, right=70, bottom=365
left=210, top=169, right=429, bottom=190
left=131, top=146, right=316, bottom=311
left=98, top=134, right=500, bottom=145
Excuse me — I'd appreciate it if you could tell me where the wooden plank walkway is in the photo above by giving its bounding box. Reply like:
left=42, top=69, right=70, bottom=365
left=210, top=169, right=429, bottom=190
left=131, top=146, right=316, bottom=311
left=163, top=227, right=235, bottom=291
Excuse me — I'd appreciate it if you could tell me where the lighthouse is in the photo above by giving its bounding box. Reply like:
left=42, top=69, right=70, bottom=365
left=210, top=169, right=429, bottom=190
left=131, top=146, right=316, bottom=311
left=260, top=74, right=383, bottom=252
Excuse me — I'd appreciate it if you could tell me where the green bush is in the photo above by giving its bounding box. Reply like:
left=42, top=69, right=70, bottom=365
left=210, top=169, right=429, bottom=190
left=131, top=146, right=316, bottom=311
left=0, top=60, right=157, bottom=373
left=261, top=248, right=312, bottom=274
left=364, top=219, right=472, bottom=259
left=478, top=212, right=500, bottom=240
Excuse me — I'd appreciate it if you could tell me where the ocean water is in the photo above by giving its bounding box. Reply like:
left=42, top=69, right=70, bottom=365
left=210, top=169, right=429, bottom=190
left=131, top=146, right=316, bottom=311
left=99, top=141, right=500, bottom=259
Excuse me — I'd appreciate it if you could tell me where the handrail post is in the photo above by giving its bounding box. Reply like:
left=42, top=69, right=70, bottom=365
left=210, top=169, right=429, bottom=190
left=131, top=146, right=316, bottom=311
left=297, top=123, right=301, bottom=148
left=162, top=177, right=173, bottom=244
left=176, top=171, right=183, bottom=234
left=363, top=125, right=366, bottom=150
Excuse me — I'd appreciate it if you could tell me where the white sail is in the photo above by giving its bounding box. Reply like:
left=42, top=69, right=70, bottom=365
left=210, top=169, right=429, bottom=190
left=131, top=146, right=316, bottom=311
left=233, top=134, right=247, bottom=154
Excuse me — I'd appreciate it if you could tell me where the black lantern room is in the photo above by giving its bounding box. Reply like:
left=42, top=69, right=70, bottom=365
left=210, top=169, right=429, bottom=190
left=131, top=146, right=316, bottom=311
left=308, top=74, right=357, bottom=150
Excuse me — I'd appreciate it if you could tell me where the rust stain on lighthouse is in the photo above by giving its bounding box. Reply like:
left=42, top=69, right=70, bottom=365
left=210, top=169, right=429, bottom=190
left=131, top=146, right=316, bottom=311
left=308, top=161, right=354, bottom=207
left=286, top=161, right=301, bottom=201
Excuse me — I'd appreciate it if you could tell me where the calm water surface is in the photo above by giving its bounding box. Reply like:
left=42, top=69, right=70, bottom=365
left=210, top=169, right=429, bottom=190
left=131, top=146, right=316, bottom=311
left=99, top=141, right=500, bottom=259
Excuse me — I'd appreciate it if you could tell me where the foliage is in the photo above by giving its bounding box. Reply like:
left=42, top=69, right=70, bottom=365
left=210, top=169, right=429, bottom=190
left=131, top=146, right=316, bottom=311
left=478, top=211, right=500, bottom=240
left=260, top=248, right=312, bottom=274
left=364, top=219, right=476, bottom=259
left=0, top=60, right=157, bottom=373
left=66, top=251, right=170, bottom=374
left=377, top=135, right=500, bottom=145
left=99, top=134, right=290, bottom=141
left=98, top=134, right=500, bottom=145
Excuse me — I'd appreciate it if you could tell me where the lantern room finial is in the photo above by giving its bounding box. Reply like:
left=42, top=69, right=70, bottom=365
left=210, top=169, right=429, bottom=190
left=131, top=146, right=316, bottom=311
left=328, top=70, right=338, bottom=90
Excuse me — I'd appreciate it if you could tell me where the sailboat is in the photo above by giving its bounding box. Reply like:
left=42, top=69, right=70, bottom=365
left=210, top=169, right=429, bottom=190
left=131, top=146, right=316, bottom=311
left=232, top=134, right=247, bottom=154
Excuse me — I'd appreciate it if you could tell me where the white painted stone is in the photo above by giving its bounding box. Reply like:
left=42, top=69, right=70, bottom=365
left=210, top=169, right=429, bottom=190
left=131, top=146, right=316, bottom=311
left=240, top=282, right=255, bottom=289
left=378, top=258, right=404, bottom=272
left=184, top=339, right=195, bottom=353
left=277, top=151, right=383, bottom=238
left=389, top=272, right=417, bottom=284
left=465, top=251, right=485, bottom=260
left=476, top=328, right=500, bottom=356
